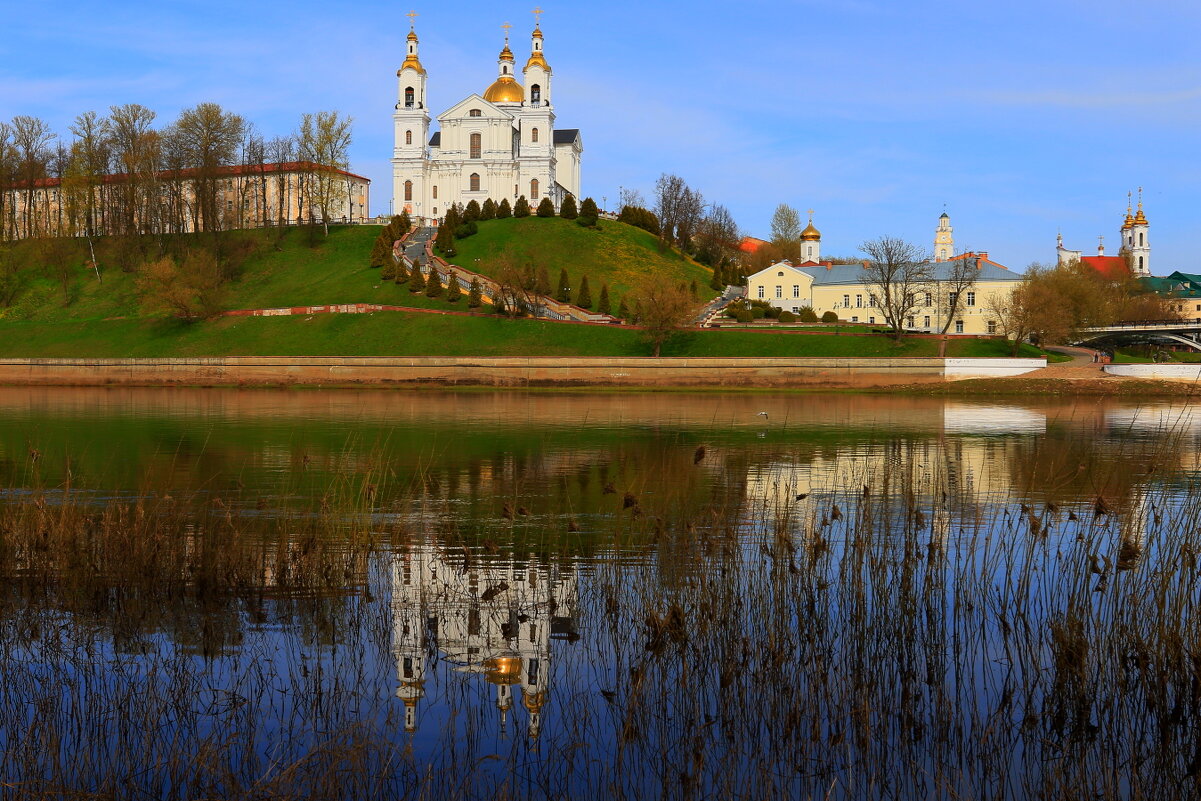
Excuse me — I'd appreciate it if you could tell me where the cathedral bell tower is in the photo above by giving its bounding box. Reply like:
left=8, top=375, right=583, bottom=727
left=523, top=10, right=552, bottom=107
left=934, top=211, right=954, bottom=262
left=1127, top=188, right=1151, bottom=276
left=393, top=12, right=430, bottom=218
left=800, top=211, right=821, bottom=264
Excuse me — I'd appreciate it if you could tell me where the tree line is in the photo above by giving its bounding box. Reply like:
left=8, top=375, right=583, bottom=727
left=0, top=104, right=354, bottom=244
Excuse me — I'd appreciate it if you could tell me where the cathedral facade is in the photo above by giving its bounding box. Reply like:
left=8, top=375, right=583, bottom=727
left=391, top=17, right=583, bottom=224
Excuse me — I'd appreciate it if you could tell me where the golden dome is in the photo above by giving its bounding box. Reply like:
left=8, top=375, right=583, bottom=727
left=532, top=25, right=543, bottom=39
left=525, top=51, right=550, bottom=71
left=484, top=76, right=524, bottom=103
left=399, top=55, right=425, bottom=75
left=801, top=221, right=821, bottom=241
left=499, top=44, right=515, bottom=62
left=1135, top=209, right=1148, bottom=225
left=484, top=656, right=523, bottom=685
left=407, top=30, right=418, bottom=42
left=523, top=691, right=547, bottom=712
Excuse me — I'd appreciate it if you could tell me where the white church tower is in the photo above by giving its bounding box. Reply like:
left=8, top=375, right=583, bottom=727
left=392, top=12, right=430, bottom=218
left=800, top=211, right=821, bottom=263
left=1124, top=188, right=1151, bottom=276
left=934, top=211, right=954, bottom=262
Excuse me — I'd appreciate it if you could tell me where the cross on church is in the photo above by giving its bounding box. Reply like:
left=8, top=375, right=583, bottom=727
left=533, top=7, right=544, bottom=25
left=406, top=9, right=418, bottom=28
left=502, top=21, right=512, bottom=41
left=807, top=208, right=814, bottom=220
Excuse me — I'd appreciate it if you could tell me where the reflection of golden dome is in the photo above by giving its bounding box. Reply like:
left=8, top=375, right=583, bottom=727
left=485, top=656, right=523, bottom=685
left=523, top=691, right=547, bottom=712
left=801, top=221, right=821, bottom=241
left=484, top=76, right=524, bottom=103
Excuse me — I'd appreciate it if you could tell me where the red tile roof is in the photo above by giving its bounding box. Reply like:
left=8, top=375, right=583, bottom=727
left=1079, top=255, right=1130, bottom=280
left=738, top=236, right=769, bottom=254
left=8, top=161, right=370, bottom=190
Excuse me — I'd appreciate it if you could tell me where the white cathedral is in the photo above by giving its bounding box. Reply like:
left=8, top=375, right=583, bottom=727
left=391, top=15, right=583, bottom=224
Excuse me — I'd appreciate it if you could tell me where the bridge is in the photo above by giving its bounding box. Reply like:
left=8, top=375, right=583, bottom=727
left=1073, top=319, right=1201, bottom=351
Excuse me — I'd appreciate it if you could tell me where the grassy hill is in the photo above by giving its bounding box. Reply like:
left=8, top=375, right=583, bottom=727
left=446, top=217, right=714, bottom=302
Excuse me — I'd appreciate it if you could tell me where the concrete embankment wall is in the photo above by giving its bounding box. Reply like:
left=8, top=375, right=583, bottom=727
left=0, top=357, right=1046, bottom=389
left=1104, top=364, right=1201, bottom=382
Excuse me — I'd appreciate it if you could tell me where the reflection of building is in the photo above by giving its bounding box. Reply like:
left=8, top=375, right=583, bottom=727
left=390, top=546, right=577, bottom=737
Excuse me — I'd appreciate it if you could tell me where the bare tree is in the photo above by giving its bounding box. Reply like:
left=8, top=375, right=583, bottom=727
left=297, top=111, right=353, bottom=237
left=630, top=277, right=702, bottom=356
left=653, top=173, right=704, bottom=251
left=986, top=284, right=1034, bottom=356
left=694, top=203, right=739, bottom=266
left=770, top=203, right=802, bottom=261
left=936, top=256, right=980, bottom=335
left=0, top=123, right=14, bottom=240
left=108, top=103, right=159, bottom=240
left=619, top=186, right=645, bottom=211
left=859, top=237, right=931, bottom=341
left=67, top=111, right=111, bottom=239
left=9, top=115, right=56, bottom=239
left=170, top=103, right=246, bottom=233
left=267, top=135, right=296, bottom=227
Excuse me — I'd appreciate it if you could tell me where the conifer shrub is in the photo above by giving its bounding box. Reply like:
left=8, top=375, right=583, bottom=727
left=821, top=310, right=839, bottom=323
left=394, top=258, right=410, bottom=283
left=798, top=306, right=819, bottom=322
left=481, top=199, right=497, bottom=220
left=577, top=275, right=592, bottom=309
left=435, top=224, right=456, bottom=257
left=380, top=261, right=396, bottom=281
left=498, top=198, right=513, bottom=219
left=580, top=197, right=599, bottom=219
left=598, top=284, right=611, bottom=315
left=370, top=235, right=391, bottom=269
left=617, top=205, right=661, bottom=236
left=514, top=196, right=530, bottom=218
left=536, top=197, right=555, bottom=217
left=464, top=200, right=481, bottom=222
left=468, top=278, right=483, bottom=308
left=778, top=310, right=797, bottom=323
left=618, top=295, right=629, bottom=319
left=560, top=195, right=578, bottom=220
left=408, top=265, right=426, bottom=293
left=536, top=266, right=552, bottom=297
left=556, top=268, right=571, bottom=303
left=446, top=272, right=462, bottom=302
left=425, top=267, right=444, bottom=298
left=454, top=221, right=478, bottom=239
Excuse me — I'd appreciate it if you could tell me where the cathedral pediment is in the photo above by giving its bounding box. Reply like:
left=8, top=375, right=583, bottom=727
left=437, top=95, right=515, bottom=123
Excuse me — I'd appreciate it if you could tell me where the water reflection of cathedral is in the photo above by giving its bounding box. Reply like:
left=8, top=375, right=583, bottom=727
left=391, top=546, right=578, bottom=738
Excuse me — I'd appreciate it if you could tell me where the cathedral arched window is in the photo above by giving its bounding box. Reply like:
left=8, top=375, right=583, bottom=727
left=432, top=186, right=438, bottom=199
left=405, top=87, right=415, bottom=107
left=531, top=84, right=542, bottom=104
left=470, top=133, right=481, bottom=159
left=1140, top=232, right=1145, bottom=246
left=530, top=179, right=540, bottom=199
left=404, top=181, right=413, bottom=202
left=1139, top=256, right=1145, bottom=270
left=470, top=173, right=481, bottom=192
left=405, top=130, right=412, bottom=145
left=531, top=127, right=540, bottom=143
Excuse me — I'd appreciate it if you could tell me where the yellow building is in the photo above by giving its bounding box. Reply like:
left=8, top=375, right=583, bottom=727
left=745, top=251, right=1022, bottom=335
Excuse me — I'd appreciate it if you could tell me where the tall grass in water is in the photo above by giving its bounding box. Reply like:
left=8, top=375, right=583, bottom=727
left=1, top=440, right=1200, bottom=800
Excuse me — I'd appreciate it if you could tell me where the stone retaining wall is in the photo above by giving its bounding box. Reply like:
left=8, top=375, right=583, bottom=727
left=0, top=357, right=1045, bottom=389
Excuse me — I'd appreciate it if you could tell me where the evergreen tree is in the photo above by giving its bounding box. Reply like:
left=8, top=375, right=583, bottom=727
left=598, top=284, right=611, bottom=315
left=394, top=257, right=410, bottom=283
left=464, top=200, right=481, bottom=222
left=468, top=278, right=483, bottom=308
left=370, top=234, right=391, bottom=269
left=498, top=198, right=513, bottom=218
left=560, top=195, right=578, bottom=220
left=436, top=223, right=456, bottom=257
left=398, top=211, right=411, bottom=235
left=408, top=264, right=426, bottom=293
left=580, top=197, right=599, bottom=218
left=380, top=259, right=396, bottom=281
left=514, top=196, right=530, bottom=218
left=536, top=266, right=552, bottom=297
left=577, top=275, right=592, bottom=308
left=481, top=199, right=497, bottom=220
left=690, top=279, right=699, bottom=299
left=425, top=266, right=444, bottom=298
left=618, top=295, right=629, bottom=319
left=709, top=265, right=724, bottom=291
left=556, top=268, right=571, bottom=303
left=446, top=272, right=462, bottom=302
left=537, top=197, right=555, bottom=217
left=444, top=204, right=460, bottom=230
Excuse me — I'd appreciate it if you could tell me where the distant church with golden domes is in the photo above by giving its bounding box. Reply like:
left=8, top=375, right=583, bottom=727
left=392, top=10, right=583, bottom=223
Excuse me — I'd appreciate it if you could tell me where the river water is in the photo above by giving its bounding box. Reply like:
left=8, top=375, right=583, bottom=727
left=1, top=388, right=1199, bottom=800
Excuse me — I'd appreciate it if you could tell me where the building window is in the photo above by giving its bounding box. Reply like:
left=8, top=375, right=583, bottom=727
left=925, top=292, right=932, bottom=307
left=532, top=127, right=539, bottom=143
left=793, top=285, right=800, bottom=298
left=955, top=320, right=964, bottom=334
left=924, top=316, right=930, bottom=327
left=405, top=87, right=414, bottom=107
left=470, top=173, right=480, bottom=192
left=406, top=130, right=413, bottom=145
left=404, top=181, right=412, bottom=201
left=531, top=84, right=542, bottom=103
left=987, top=320, right=997, bottom=334
left=966, top=291, right=976, bottom=306
left=433, top=207, right=438, bottom=216
left=1139, top=256, right=1145, bottom=270
left=869, top=294, right=877, bottom=308
left=856, top=294, right=863, bottom=308
left=949, top=291, right=958, bottom=307
left=852, top=316, right=859, bottom=323
left=469, top=109, right=482, bottom=118
left=531, top=179, right=540, bottom=199
left=907, top=317, right=914, bottom=328
left=470, top=133, right=481, bottom=159
left=775, top=286, right=782, bottom=299
left=869, top=317, right=875, bottom=324
left=432, top=186, right=438, bottom=199
left=1140, top=232, right=1144, bottom=246
left=758, top=286, right=765, bottom=299
left=843, top=294, right=850, bottom=307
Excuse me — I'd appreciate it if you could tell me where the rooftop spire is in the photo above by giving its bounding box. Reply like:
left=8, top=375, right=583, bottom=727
left=1135, top=186, right=1148, bottom=224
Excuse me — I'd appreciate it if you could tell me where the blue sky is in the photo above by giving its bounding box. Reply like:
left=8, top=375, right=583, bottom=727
left=1, top=0, right=1198, bottom=271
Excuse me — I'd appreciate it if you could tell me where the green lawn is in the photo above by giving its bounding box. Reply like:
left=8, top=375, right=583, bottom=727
left=447, top=217, right=714, bottom=302
left=0, top=313, right=1045, bottom=360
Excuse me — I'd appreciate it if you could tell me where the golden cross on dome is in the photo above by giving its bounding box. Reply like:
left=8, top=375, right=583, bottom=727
left=533, top=7, right=544, bottom=25
left=406, top=9, right=418, bottom=28
left=807, top=208, right=814, bottom=220
left=502, top=21, right=513, bottom=42
left=1138, top=186, right=1144, bottom=210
